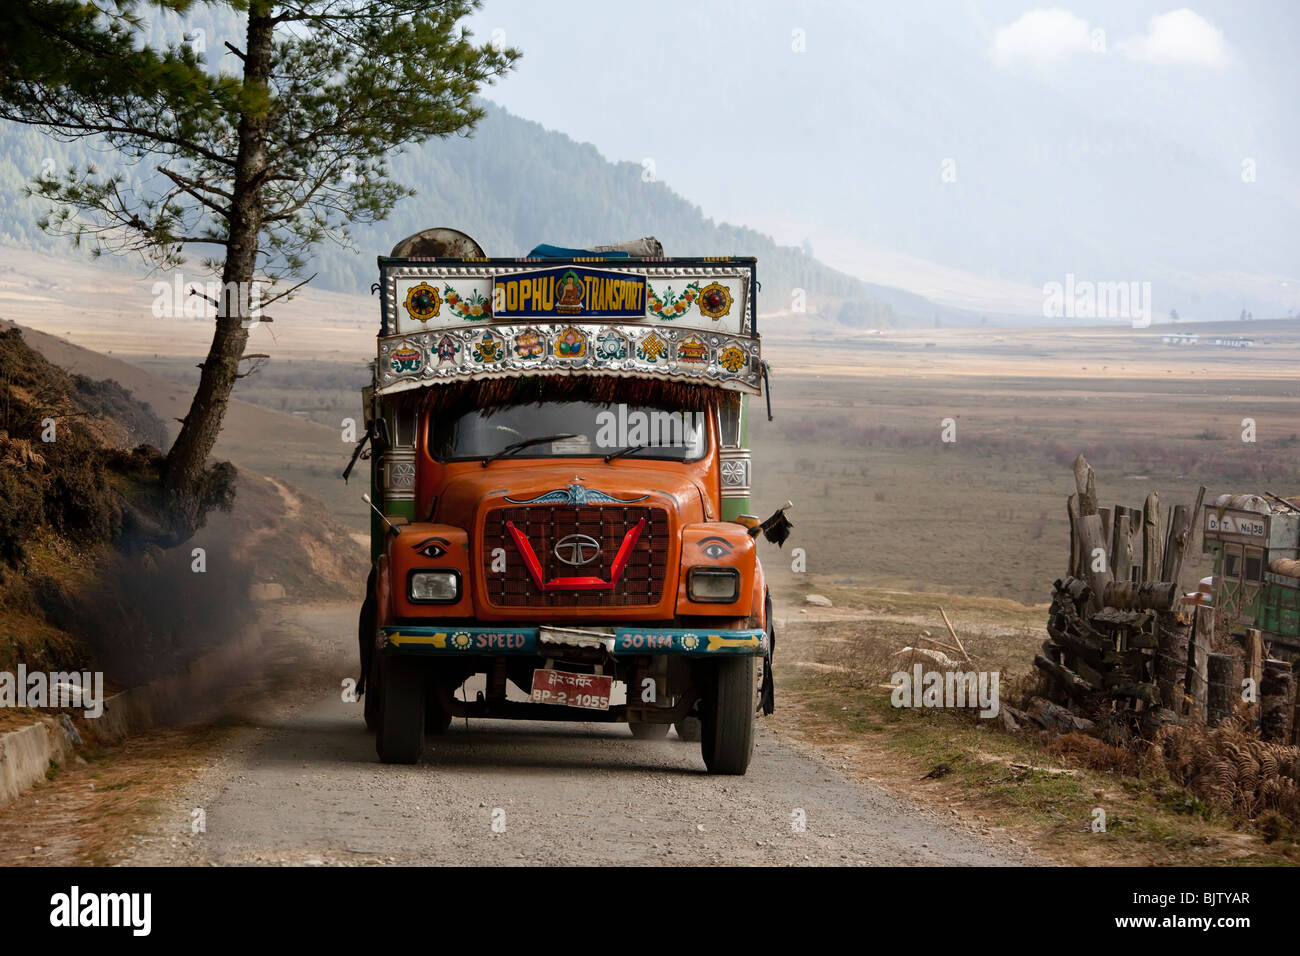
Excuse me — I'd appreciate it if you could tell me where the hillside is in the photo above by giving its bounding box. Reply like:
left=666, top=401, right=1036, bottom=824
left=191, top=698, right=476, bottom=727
left=0, top=322, right=367, bottom=688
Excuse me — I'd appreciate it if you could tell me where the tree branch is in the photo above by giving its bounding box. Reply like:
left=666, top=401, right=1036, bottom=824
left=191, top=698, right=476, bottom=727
left=258, top=272, right=317, bottom=308
left=158, top=166, right=233, bottom=216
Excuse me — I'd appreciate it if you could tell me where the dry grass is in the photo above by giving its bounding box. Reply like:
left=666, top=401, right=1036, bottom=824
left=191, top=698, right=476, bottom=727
left=0, top=724, right=232, bottom=866
left=1150, top=716, right=1300, bottom=821
left=1044, top=732, right=1144, bottom=776
left=775, top=582, right=1300, bottom=863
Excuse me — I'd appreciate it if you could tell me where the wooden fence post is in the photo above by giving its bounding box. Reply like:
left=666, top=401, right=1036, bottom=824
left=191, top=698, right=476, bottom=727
left=1207, top=653, right=1244, bottom=727
left=1142, top=492, right=1162, bottom=583
left=1261, top=660, right=1295, bottom=742
left=1184, top=604, right=1213, bottom=720
left=1245, top=628, right=1265, bottom=724
left=1112, top=509, right=1133, bottom=585
left=1155, top=613, right=1191, bottom=713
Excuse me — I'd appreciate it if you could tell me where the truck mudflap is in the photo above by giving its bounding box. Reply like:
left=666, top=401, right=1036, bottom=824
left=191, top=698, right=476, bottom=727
left=381, top=625, right=768, bottom=656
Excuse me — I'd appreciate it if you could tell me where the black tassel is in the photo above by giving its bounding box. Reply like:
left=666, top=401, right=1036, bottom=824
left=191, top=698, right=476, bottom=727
left=761, top=509, right=793, bottom=548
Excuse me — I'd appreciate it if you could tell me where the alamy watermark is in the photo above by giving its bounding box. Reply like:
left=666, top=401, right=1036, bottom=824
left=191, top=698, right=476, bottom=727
left=50, top=886, right=151, bottom=936
left=151, top=273, right=265, bottom=326
left=0, top=667, right=104, bottom=718
left=890, top=664, right=1000, bottom=718
left=594, top=405, right=705, bottom=450
left=1042, top=273, right=1152, bottom=328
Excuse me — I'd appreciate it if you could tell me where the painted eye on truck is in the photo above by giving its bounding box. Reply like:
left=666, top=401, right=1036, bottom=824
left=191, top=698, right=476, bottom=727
left=412, top=536, right=449, bottom=559
left=697, top=536, right=733, bottom=560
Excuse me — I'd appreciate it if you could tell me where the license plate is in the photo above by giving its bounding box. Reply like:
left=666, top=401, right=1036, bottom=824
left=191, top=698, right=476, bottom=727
left=530, top=668, right=613, bottom=710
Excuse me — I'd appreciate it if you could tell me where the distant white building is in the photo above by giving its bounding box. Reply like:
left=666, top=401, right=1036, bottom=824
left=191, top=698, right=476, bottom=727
left=1161, top=332, right=1198, bottom=345
left=1211, top=336, right=1254, bottom=348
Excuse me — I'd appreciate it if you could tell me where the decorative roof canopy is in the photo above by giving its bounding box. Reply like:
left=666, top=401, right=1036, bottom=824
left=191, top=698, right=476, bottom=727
left=375, top=257, right=761, bottom=398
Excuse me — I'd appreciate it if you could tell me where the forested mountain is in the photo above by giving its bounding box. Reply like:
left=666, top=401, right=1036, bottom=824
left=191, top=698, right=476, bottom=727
left=0, top=0, right=950, bottom=325
left=0, top=102, right=915, bottom=323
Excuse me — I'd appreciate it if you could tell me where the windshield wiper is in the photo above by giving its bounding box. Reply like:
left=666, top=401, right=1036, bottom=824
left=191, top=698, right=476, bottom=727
left=480, top=434, right=578, bottom=467
left=604, top=443, right=651, bottom=463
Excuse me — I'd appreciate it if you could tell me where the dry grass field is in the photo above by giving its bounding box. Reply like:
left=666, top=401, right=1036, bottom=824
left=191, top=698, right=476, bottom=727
left=752, top=314, right=1300, bottom=603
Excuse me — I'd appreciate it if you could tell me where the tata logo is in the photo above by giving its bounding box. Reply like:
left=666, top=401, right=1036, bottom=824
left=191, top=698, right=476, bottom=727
left=554, top=533, right=601, bottom=567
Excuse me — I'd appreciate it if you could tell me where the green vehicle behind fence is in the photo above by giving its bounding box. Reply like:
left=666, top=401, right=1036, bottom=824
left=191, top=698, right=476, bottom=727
left=1202, top=494, right=1300, bottom=654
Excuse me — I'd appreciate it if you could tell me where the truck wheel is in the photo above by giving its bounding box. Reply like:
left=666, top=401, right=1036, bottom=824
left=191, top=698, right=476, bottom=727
left=425, top=690, right=453, bottom=735
left=359, top=581, right=379, bottom=732
left=376, top=655, right=424, bottom=764
left=701, top=656, right=756, bottom=775
left=674, top=716, right=701, bottom=742
left=363, top=662, right=381, bottom=732
left=629, top=721, right=670, bottom=740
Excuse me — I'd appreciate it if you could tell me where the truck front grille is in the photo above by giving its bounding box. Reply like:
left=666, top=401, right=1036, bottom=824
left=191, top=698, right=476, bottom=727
left=481, top=505, right=670, bottom=608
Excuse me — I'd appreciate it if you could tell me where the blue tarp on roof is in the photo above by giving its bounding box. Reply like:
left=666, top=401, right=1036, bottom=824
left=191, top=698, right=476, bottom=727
left=527, top=243, right=631, bottom=259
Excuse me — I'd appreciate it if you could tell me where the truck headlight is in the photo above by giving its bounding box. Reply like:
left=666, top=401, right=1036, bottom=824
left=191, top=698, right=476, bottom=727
left=687, top=567, right=740, bottom=603
left=409, top=570, right=459, bottom=603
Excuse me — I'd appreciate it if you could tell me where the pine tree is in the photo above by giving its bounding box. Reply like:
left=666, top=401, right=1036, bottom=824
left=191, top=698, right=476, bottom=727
left=0, top=0, right=517, bottom=534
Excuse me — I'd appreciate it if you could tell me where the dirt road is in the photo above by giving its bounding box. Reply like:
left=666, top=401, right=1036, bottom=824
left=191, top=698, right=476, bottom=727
left=115, top=605, right=1035, bottom=867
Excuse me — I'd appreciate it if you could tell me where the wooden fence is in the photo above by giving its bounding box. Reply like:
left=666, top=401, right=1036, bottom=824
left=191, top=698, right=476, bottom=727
left=1036, top=455, right=1297, bottom=742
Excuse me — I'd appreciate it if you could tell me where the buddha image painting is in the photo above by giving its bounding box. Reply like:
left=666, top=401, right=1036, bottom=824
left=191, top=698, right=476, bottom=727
left=557, top=270, right=584, bottom=313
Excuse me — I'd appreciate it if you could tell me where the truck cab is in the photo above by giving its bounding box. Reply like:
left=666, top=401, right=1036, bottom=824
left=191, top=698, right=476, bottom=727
left=354, top=236, right=778, bottom=773
left=1201, top=493, right=1300, bottom=654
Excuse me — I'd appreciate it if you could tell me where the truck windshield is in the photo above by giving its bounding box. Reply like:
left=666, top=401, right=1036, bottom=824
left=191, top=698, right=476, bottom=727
left=428, top=401, right=709, bottom=463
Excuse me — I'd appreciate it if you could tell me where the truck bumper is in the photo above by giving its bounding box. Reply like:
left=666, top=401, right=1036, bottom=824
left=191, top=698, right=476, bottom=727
left=381, top=625, right=767, bottom=657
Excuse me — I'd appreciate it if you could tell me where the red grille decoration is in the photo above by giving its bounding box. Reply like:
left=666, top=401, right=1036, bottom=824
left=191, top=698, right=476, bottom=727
left=482, top=506, right=670, bottom=608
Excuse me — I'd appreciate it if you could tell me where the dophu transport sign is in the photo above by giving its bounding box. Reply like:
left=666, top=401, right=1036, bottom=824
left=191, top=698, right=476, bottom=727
left=492, top=266, right=646, bottom=320
left=374, top=257, right=761, bottom=396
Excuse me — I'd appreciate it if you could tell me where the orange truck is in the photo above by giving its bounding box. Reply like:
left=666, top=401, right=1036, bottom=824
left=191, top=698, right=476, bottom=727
left=350, top=230, right=787, bottom=773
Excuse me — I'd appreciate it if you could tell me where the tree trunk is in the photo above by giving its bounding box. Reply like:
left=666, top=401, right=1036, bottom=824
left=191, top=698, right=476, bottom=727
left=163, top=3, right=274, bottom=532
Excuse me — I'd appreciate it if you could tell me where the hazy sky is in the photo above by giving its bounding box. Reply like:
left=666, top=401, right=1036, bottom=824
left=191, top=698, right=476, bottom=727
left=466, top=1, right=1300, bottom=319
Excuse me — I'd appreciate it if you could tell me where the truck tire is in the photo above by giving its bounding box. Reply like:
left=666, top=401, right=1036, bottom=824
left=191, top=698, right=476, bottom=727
left=359, top=580, right=379, bottom=732
left=425, top=690, right=453, bottom=735
left=674, top=715, right=701, bottom=742
left=701, top=656, right=756, bottom=775
left=376, top=655, right=424, bottom=764
left=629, top=721, right=670, bottom=740
left=363, top=660, right=381, bottom=733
